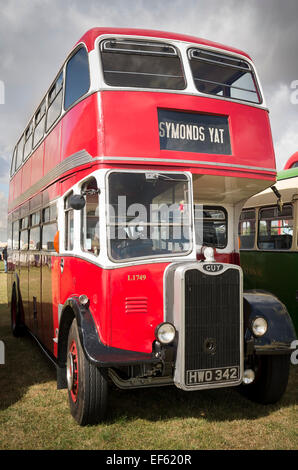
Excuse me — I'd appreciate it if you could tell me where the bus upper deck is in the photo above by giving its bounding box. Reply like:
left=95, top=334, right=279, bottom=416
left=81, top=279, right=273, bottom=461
left=8, top=28, right=276, bottom=218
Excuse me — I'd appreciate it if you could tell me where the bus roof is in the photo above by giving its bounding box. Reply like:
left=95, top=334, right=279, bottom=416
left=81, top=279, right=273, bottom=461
left=283, top=151, right=298, bottom=170
left=243, top=168, right=298, bottom=209
left=76, top=27, right=252, bottom=60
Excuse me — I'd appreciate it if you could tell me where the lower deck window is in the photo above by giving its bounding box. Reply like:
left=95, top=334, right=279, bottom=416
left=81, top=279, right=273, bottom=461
left=81, top=178, right=100, bottom=256
left=258, top=205, right=293, bottom=250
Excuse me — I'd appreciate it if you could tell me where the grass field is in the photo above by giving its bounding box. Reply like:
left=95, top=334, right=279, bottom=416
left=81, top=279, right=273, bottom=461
left=0, top=261, right=297, bottom=450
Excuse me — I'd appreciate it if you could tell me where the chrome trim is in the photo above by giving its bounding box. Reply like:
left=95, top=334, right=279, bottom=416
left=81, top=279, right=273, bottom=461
left=172, top=262, right=244, bottom=391
left=8, top=150, right=93, bottom=211
left=94, top=156, right=276, bottom=174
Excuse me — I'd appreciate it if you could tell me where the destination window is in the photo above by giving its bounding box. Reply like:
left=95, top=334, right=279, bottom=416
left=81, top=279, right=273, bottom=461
left=100, top=39, right=186, bottom=90
left=188, top=48, right=261, bottom=104
left=239, top=209, right=256, bottom=249
left=258, top=204, right=293, bottom=250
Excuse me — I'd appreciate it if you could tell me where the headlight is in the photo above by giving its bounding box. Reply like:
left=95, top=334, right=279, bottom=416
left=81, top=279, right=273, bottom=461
left=155, top=322, right=176, bottom=345
left=252, top=317, right=268, bottom=337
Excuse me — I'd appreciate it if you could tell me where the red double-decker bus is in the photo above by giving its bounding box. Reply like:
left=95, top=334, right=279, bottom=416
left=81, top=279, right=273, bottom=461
left=7, top=28, right=296, bottom=425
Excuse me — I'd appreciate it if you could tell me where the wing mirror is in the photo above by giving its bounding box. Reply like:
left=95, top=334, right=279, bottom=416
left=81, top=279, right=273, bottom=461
left=69, top=188, right=101, bottom=210
left=69, top=194, right=86, bottom=210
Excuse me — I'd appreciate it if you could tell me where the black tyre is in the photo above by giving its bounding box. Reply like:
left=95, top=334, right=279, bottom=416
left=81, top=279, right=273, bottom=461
left=240, top=354, right=290, bottom=404
left=66, top=318, right=108, bottom=425
left=11, top=285, right=25, bottom=337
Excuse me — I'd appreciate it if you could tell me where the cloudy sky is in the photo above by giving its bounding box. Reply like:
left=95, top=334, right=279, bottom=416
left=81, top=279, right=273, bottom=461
left=0, top=0, right=298, bottom=241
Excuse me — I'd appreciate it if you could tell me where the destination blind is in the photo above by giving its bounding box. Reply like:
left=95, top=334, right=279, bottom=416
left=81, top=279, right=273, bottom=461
left=158, top=109, right=231, bottom=155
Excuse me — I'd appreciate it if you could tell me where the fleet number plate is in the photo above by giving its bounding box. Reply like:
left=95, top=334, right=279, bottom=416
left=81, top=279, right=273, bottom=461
left=186, top=366, right=240, bottom=385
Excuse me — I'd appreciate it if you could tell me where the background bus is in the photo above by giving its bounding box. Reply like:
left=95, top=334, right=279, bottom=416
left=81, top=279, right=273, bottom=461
left=7, top=28, right=296, bottom=425
left=239, top=159, right=298, bottom=334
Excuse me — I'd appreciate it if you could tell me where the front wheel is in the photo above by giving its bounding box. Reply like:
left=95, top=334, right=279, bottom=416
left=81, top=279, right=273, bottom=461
left=66, top=318, right=108, bottom=425
left=240, top=354, right=290, bottom=404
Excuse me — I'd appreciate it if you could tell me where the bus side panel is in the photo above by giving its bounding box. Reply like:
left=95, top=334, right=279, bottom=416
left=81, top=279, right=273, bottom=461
left=241, top=250, right=298, bottom=334
left=59, top=257, right=110, bottom=346
left=21, top=157, right=31, bottom=196
left=60, top=94, right=100, bottom=161
left=108, top=263, right=169, bottom=353
left=18, top=251, right=29, bottom=329
left=30, top=143, right=44, bottom=189
left=28, top=251, right=41, bottom=336
left=44, top=122, right=62, bottom=176
left=41, top=253, right=56, bottom=353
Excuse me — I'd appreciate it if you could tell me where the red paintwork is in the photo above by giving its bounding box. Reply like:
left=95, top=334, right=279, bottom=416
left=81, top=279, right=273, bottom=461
left=284, top=152, right=298, bottom=169
left=7, top=28, right=277, bottom=360
left=101, top=91, right=275, bottom=179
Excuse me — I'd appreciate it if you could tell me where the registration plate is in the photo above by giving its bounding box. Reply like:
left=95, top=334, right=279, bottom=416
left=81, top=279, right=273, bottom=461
left=186, top=366, right=240, bottom=386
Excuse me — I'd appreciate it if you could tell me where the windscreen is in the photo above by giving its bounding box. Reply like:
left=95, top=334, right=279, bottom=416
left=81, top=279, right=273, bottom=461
left=108, top=172, right=191, bottom=260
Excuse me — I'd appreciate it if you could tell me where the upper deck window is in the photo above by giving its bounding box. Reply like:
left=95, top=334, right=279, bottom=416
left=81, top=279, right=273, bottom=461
left=46, top=71, right=63, bottom=131
left=188, top=48, right=261, bottom=104
left=64, top=47, right=90, bottom=110
left=100, top=39, right=186, bottom=90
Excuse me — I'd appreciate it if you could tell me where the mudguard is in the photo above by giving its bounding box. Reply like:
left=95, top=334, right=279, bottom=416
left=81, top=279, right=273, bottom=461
left=243, top=290, right=297, bottom=355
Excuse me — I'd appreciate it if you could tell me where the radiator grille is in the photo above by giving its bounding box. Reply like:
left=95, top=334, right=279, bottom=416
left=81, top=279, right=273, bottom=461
left=184, top=268, right=241, bottom=375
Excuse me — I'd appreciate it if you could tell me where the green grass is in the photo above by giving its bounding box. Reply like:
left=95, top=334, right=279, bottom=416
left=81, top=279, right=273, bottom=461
left=0, top=266, right=297, bottom=450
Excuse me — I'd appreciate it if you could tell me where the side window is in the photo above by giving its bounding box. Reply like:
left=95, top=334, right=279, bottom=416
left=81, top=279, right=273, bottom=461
left=258, top=205, right=293, bottom=250
left=7, top=222, right=13, bottom=250
left=42, top=205, right=57, bottom=251
left=64, top=194, right=74, bottom=250
left=239, top=209, right=256, bottom=249
left=64, top=47, right=90, bottom=110
left=20, top=230, right=28, bottom=250
left=24, top=121, right=33, bottom=160
left=12, top=221, right=19, bottom=250
left=10, top=148, right=17, bottom=177
left=81, top=178, right=99, bottom=256
left=33, top=100, right=46, bottom=148
left=46, top=71, right=63, bottom=131
left=15, top=135, right=24, bottom=171
left=29, top=211, right=41, bottom=250
left=194, top=205, right=227, bottom=248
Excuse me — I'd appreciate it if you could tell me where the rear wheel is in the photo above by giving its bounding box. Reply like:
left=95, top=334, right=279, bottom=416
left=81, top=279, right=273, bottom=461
left=240, top=354, right=290, bottom=404
left=11, top=286, right=25, bottom=337
left=67, top=318, right=108, bottom=425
